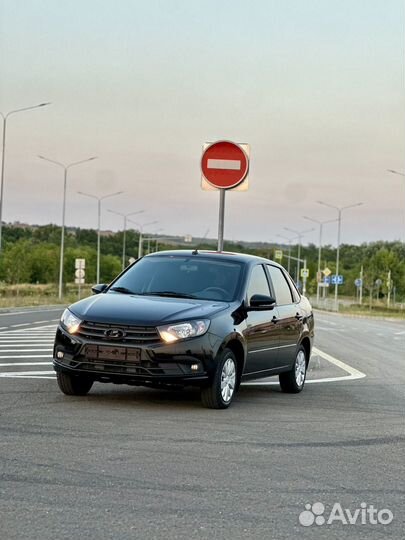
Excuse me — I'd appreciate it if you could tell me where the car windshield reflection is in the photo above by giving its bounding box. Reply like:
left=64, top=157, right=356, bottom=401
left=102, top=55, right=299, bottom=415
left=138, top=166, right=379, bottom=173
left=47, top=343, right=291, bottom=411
left=109, top=256, right=243, bottom=302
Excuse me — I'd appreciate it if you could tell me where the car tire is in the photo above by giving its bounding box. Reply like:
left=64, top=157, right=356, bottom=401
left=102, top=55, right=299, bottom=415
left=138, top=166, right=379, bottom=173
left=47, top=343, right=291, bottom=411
left=279, top=345, right=307, bottom=393
left=56, top=371, right=94, bottom=396
left=201, top=349, right=237, bottom=409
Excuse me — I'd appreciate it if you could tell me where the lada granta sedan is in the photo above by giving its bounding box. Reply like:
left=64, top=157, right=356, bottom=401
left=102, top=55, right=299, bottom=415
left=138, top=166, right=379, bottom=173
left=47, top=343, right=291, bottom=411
left=53, top=250, right=314, bottom=409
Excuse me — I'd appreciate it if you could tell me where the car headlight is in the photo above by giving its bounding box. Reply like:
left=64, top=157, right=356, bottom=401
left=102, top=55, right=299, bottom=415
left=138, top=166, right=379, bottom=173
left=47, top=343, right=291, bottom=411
left=157, top=320, right=210, bottom=343
left=60, top=309, right=82, bottom=334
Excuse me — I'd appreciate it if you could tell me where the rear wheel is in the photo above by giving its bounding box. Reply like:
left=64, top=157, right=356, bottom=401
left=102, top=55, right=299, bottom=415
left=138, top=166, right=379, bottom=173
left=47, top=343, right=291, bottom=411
left=56, top=371, right=93, bottom=396
left=279, top=345, right=307, bottom=393
left=201, top=349, right=237, bottom=409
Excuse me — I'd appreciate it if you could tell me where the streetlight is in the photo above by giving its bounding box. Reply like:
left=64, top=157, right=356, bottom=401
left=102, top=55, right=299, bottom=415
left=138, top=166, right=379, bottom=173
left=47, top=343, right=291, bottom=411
left=38, top=154, right=97, bottom=299
left=0, top=102, right=51, bottom=251
left=303, top=216, right=338, bottom=304
left=149, top=228, right=164, bottom=253
left=283, top=227, right=315, bottom=286
left=276, top=233, right=299, bottom=274
left=78, top=190, right=124, bottom=283
left=128, top=220, right=158, bottom=258
left=107, top=209, right=144, bottom=270
left=317, top=200, right=363, bottom=311
left=387, top=169, right=405, bottom=236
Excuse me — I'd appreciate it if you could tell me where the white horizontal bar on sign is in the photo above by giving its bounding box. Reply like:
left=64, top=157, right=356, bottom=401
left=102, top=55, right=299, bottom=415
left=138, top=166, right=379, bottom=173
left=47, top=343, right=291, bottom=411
left=207, top=159, right=241, bottom=170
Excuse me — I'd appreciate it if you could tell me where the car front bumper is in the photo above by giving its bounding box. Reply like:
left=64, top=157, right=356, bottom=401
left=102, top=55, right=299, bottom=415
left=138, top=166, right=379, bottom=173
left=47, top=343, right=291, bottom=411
left=53, top=326, right=220, bottom=387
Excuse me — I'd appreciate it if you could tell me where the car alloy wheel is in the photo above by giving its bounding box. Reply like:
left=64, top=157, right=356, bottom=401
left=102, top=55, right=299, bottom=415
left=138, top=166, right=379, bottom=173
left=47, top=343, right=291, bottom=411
left=221, top=357, right=236, bottom=403
left=279, top=344, right=307, bottom=393
left=201, top=348, right=238, bottom=409
left=295, top=349, right=306, bottom=388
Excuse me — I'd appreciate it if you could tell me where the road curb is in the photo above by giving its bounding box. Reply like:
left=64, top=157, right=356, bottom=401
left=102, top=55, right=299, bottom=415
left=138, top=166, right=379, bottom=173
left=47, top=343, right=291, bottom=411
left=313, top=308, right=404, bottom=323
left=0, top=305, right=66, bottom=314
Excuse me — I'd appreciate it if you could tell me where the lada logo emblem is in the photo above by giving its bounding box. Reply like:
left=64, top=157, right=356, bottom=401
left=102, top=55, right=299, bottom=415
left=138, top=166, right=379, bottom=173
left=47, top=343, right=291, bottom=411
left=104, top=328, right=126, bottom=339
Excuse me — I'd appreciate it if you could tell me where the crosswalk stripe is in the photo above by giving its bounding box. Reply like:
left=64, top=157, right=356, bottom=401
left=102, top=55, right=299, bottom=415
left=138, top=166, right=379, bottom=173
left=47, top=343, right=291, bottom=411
left=0, top=362, right=53, bottom=367
left=0, top=354, right=53, bottom=359
left=0, top=349, right=53, bottom=353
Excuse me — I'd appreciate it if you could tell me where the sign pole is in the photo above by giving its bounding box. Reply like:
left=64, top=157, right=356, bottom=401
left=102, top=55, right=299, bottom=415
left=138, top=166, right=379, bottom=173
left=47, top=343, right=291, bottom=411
left=218, top=189, right=225, bottom=251
left=201, top=141, right=250, bottom=253
left=359, top=265, right=363, bottom=305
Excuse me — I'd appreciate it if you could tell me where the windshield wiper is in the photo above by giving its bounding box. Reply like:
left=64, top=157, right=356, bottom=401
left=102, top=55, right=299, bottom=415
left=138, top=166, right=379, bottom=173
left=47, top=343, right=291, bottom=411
left=146, top=291, right=198, bottom=299
left=109, top=286, right=136, bottom=294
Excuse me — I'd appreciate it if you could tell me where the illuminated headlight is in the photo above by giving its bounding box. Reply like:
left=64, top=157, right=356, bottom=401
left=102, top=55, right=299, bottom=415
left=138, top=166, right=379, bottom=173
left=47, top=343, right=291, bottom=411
left=157, top=320, right=210, bottom=343
left=60, top=309, right=82, bottom=334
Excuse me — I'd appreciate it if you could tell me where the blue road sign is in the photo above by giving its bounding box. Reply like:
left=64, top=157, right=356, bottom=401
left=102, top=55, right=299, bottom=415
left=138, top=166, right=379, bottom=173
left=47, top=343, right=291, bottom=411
left=323, top=276, right=331, bottom=284
left=331, top=274, right=344, bottom=285
left=354, top=278, right=363, bottom=288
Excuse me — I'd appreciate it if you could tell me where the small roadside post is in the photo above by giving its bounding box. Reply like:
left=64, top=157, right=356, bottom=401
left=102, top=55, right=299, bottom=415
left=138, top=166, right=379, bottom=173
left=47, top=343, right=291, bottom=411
left=75, top=258, right=85, bottom=299
left=300, top=263, right=309, bottom=295
left=201, top=141, right=250, bottom=251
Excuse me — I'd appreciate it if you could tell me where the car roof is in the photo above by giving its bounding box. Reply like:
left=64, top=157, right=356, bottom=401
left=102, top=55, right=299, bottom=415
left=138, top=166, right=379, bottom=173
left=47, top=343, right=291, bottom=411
left=145, top=249, right=284, bottom=268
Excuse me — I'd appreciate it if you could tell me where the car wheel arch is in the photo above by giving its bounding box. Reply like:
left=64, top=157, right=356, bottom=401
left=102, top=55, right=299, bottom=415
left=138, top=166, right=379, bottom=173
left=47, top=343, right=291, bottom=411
left=299, top=336, right=311, bottom=366
left=217, top=334, right=246, bottom=386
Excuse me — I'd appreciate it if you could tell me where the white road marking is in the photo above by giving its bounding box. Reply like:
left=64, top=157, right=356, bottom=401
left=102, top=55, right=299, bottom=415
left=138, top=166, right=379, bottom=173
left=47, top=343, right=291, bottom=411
left=0, top=354, right=52, bottom=359
left=243, top=347, right=366, bottom=386
left=395, top=331, right=405, bottom=336
left=0, top=340, right=54, bottom=343
left=0, top=349, right=53, bottom=353
left=9, top=323, right=31, bottom=328
left=0, top=362, right=52, bottom=367
left=0, top=371, right=55, bottom=377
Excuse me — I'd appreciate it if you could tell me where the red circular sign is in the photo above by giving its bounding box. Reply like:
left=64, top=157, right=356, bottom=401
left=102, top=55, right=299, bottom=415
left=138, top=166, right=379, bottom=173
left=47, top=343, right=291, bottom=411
left=201, top=141, right=249, bottom=189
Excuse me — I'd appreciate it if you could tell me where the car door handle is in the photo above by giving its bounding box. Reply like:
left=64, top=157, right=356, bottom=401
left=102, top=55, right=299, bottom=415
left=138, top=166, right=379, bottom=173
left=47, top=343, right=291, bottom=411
left=295, top=313, right=303, bottom=321
left=272, top=316, right=280, bottom=324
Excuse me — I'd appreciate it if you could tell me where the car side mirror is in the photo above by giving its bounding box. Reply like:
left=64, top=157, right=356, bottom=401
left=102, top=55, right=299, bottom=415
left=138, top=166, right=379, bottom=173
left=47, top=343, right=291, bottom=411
left=91, top=283, right=108, bottom=295
left=247, top=294, right=276, bottom=311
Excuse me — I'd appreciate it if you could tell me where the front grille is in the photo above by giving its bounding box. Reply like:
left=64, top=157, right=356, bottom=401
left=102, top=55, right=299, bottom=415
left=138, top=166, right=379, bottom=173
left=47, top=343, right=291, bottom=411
left=77, top=321, right=160, bottom=345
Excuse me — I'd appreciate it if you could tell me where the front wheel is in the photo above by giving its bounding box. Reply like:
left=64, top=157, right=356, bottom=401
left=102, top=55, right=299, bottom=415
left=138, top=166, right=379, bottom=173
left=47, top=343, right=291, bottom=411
left=279, top=346, right=307, bottom=393
left=201, top=349, right=237, bottom=409
left=56, top=371, right=93, bottom=396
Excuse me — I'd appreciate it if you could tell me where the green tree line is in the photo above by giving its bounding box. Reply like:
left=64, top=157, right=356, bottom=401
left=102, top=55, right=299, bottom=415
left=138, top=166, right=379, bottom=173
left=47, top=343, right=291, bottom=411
left=1, top=224, right=404, bottom=302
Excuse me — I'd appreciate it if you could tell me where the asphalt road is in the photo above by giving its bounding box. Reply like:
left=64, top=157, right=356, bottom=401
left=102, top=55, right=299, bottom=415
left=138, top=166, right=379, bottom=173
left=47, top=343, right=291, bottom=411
left=0, top=307, right=404, bottom=540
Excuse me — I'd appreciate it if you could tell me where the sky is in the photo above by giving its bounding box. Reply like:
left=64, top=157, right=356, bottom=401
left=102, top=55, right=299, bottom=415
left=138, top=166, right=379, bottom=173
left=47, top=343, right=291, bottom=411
left=0, top=0, right=404, bottom=247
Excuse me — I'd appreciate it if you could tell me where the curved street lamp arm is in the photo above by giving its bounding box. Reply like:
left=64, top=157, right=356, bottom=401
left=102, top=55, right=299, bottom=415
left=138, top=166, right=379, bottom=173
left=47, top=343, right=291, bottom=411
left=3, top=102, right=51, bottom=119
left=67, top=156, right=98, bottom=169
left=38, top=155, right=66, bottom=169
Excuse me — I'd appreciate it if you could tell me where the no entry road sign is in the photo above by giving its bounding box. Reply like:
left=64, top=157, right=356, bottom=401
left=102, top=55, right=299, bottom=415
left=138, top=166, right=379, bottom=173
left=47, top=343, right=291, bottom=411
left=201, top=141, right=249, bottom=190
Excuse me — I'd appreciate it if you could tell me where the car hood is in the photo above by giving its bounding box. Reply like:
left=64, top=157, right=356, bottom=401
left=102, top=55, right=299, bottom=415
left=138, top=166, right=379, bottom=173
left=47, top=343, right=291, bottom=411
left=69, top=292, right=229, bottom=326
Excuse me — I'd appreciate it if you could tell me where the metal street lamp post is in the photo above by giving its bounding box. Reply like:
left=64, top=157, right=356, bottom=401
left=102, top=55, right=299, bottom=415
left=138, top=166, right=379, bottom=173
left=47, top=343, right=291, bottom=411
left=107, top=209, right=144, bottom=270
left=38, top=155, right=97, bottom=299
left=317, top=200, right=363, bottom=311
left=128, top=220, right=158, bottom=259
left=283, top=227, right=315, bottom=287
left=303, top=216, right=338, bottom=304
left=78, top=190, right=123, bottom=283
left=0, top=102, right=51, bottom=251
left=387, top=169, right=405, bottom=238
left=276, top=233, right=299, bottom=274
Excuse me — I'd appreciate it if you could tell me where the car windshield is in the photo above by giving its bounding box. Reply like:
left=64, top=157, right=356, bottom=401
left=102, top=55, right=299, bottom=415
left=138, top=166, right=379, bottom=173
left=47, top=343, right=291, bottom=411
left=109, top=256, right=243, bottom=302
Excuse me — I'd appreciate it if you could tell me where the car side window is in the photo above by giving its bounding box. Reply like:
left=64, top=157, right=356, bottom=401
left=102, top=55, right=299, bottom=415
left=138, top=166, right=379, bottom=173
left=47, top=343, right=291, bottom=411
left=266, top=265, right=294, bottom=305
left=284, top=271, right=301, bottom=303
left=246, top=265, right=271, bottom=303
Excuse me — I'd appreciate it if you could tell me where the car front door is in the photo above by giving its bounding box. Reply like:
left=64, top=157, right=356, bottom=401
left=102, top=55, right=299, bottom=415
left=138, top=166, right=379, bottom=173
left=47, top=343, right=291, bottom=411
left=243, top=264, right=281, bottom=377
left=266, top=265, right=302, bottom=368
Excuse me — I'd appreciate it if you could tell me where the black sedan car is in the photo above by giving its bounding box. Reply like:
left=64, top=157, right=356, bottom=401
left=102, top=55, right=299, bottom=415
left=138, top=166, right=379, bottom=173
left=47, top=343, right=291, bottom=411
left=53, top=250, right=314, bottom=408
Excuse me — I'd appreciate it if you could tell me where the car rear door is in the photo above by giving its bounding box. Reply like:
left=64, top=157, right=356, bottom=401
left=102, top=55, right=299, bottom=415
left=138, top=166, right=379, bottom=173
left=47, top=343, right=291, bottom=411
left=266, top=265, right=302, bottom=369
left=243, top=264, right=281, bottom=376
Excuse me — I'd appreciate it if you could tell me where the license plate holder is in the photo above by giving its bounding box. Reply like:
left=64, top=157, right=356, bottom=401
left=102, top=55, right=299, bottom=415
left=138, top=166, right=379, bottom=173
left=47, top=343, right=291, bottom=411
left=85, top=345, right=141, bottom=362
